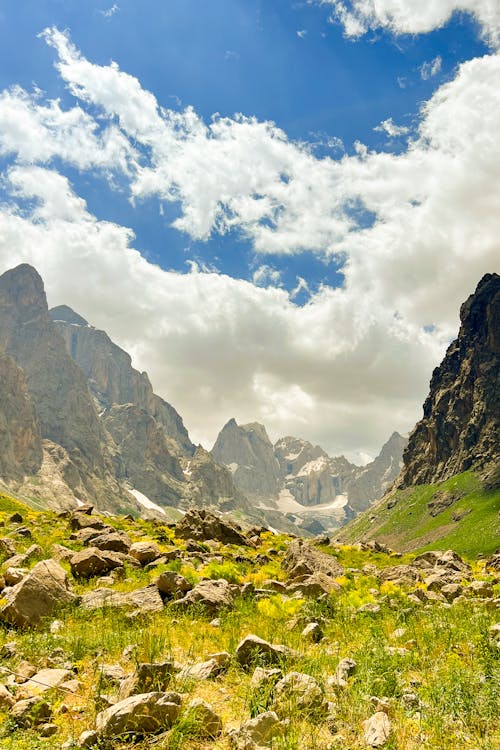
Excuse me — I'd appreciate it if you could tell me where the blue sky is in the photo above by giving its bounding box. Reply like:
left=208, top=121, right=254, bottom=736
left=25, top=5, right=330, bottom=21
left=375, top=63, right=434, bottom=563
left=0, top=1, right=498, bottom=459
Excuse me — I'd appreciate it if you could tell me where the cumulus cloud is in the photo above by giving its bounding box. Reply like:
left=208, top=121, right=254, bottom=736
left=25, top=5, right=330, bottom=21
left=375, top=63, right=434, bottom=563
left=0, top=28, right=499, bottom=459
left=316, top=0, right=500, bottom=47
left=373, top=117, right=409, bottom=137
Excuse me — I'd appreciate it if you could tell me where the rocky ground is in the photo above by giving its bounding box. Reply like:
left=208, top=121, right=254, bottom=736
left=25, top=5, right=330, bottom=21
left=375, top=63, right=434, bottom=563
left=0, top=495, right=498, bottom=749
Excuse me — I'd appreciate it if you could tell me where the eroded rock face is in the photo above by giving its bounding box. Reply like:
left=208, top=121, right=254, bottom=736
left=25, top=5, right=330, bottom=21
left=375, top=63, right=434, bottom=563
left=397, top=273, right=500, bottom=488
left=0, top=350, right=42, bottom=480
left=0, top=559, right=75, bottom=627
left=212, top=419, right=281, bottom=497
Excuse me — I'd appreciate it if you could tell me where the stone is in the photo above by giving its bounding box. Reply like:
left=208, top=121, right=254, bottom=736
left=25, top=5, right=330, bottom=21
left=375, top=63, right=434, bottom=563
left=250, top=667, right=282, bottom=690
left=230, top=711, right=282, bottom=749
left=178, top=652, right=230, bottom=681
left=362, top=711, right=391, bottom=747
left=0, top=683, right=15, bottom=708
left=184, top=698, right=222, bottom=738
left=119, top=661, right=176, bottom=698
left=287, top=572, right=342, bottom=597
left=77, top=730, right=100, bottom=747
left=129, top=541, right=162, bottom=565
left=301, top=622, right=324, bottom=642
left=171, top=578, right=234, bottom=613
left=11, top=697, right=52, bottom=727
left=467, top=580, right=494, bottom=598
left=39, top=723, right=58, bottom=737
left=440, top=583, right=464, bottom=601
left=282, top=539, right=343, bottom=579
left=95, top=691, right=182, bottom=738
left=273, top=671, right=324, bottom=711
left=70, top=548, right=124, bottom=578
left=327, top=657, right=357, bottom=689
left=156, top=571, right=192, bottom=596
left=236, top=634, right=289, bottom=669
left=174, top=507, right=250, bottom=546
left=0, top=559, right=75, bottom=627
left=50, top=544, right=74, bottom=562
left=89, top=531, right=132, bottom=554
left=20, top=668, right=72, bottom=698
left=81, top=584, right=164, bottom=615
left=3, top=567, right=27, bottom=586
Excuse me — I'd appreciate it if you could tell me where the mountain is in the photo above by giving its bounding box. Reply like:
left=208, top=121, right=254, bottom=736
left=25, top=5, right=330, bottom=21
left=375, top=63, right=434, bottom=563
left=0, top=264, right=132, bottom=512
left=338, top=273, right=500, bottom=553
left=50, top=305, right=193, bottom=456
left=212, top=419, right=407, bottom=531
left=397, top=272, right=499, bottom=489
left=212, top=419, right=281, bottom=497
left=0, top=265, right=248, bottom=518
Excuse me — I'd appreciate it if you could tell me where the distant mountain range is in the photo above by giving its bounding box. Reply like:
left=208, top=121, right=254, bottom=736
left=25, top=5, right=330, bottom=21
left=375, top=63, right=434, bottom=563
left=0, top=263, right=408, bottom=534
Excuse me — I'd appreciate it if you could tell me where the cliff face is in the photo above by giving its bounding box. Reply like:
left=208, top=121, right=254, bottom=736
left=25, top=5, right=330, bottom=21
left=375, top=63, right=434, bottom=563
left=0, top=350, right=42, bottom=479
left=346, top=431, right=407, bottom=512
left=211, top=419, right=281, bottom=497
left=0, top=265, right=121, bottom=505
left=397, top=273, right=500, bottom=488
left=50, top=306, right=194, bottom=457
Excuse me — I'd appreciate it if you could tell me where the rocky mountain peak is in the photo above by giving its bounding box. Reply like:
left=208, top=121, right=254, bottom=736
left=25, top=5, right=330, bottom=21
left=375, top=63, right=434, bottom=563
left=397, top=273, right=499, bottom=488
left=0, top=264, right=47, bottom=322
left=50, top=305, right=88, bottom=327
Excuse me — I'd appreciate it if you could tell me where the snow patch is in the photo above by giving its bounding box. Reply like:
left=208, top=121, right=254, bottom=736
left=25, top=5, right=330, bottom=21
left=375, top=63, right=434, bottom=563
left=276, top=490, right=348, bottom=515
left=129, top=488, right=166, bottom=516
left=297, top=456, right=329, bottom=476
left=227, top=462, right=239, bottom=474
left=183, top=461, right=192, bottom=477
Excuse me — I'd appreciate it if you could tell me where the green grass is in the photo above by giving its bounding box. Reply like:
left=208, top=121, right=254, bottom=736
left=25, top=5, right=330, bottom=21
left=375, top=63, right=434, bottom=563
left=0, top=492, right=499, bottom=749
left=338, top=471, right=500, bottom=556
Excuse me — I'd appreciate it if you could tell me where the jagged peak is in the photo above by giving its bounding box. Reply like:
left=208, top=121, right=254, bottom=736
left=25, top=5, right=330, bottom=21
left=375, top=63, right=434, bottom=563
left=50, top=305, right=88, bottom=327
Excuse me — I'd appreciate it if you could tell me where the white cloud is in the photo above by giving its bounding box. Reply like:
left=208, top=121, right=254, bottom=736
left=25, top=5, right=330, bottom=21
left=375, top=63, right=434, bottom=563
left=100, top=4, right=120, bottom=19
left=0, top=29, right=499, bottom=459
left=297, top=29, right=308, bottom=38
left=252, top=265, right=283, bottom=287
left=316, top=0, right=500, bottom=47
left=420, top=55, right=443, bottom=80
left=374, top=117, right=409, bottom=137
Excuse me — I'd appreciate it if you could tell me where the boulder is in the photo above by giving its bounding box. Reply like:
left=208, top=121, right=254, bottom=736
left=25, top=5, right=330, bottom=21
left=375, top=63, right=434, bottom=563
left=0, top=559, right=75, bottom=627
left=327, top=657, right=357, bottom=689
left=11, top=697, right=52, bottom=727
left=272, top=671, right=324, bottom=711
left=178, top=652, right=230, bottom=681
left=129, top=541, right=162, bottom=565
left=3, top=567, right=27, bottom=586
left=175, top=508, right=250, bottom=546
left=20, top=668, right=72, bottom=698
left=70, top=548, right=124, bottom=578
left=236, top=635, right=289, bottom=669
left=89, top=531, right=132, bottom=554
left=0, top=683, right=15, bottom=708
left=184, top=698, right=222, bottom=738
left=282, top=539, right=343, bottom=580
left=81, top=585, right=163, bottom=615
left=119, top=662, right=176, bottom=698
left=156, top=571, right=192, bottom=596
left=171, top=578, right=234, bottom=613
left=286, top=572, right=341, bottom=597
left=362, top=711, right=391, bottom=747
left=229, top=711, right=282, bottom=750
left=95, top=691, right=182, bottom=738
left=301, top=622, right=324, bottom=642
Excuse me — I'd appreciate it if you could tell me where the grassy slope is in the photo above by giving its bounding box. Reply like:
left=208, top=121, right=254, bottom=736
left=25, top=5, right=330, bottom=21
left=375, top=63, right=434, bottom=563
left=338, top=471, right=500, bottom=556
left=0, top=492, right=498, bottom=749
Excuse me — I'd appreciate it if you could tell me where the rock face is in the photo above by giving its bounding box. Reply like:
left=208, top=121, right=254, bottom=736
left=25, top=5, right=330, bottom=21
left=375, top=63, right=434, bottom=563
left=212, top=419, right=406, bottom=530
left=0, top=350, right=42, bottom=479
left=212, top=419, right=281, bottom=497
left=95, top=691, right=182, bottom=738
left=50, top=305, right=194, bottom=456
left=397, top=273, right=500, bottom=488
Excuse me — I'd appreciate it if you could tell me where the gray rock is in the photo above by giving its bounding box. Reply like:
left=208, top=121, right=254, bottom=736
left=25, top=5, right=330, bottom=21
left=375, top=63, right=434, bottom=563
left=95, top=691, right=182, bottom=738
left=89, top=531, right=132, bottom=554
left=362, top=711, right=391, bottom=747
left=156, top=571, right=192, bottom=596
left=171, top=578, right=234, bottom=613
left=178, top=652, right=230, bottom=681
left=129, top=541, right=162, bottom=565
left=82, top=584, right=163, bottom=615
left=229, top=710, right=282, bottom=749
left=119, top=662, right=176, bottom=698
left=184, top=698, right=222, bottom=738
left=236, top=634, right=289, bottom=669
left=174, top=507, right=250, bottom=546
left=70, top=547, right=125, bottom=578
left=0, top=559, right=75, bottom=627
left=0, top=683, right=15, bottom=708
left=301, top=622, right=324, bottom=642
left=327, top=657, right=357, bottom=689
left=273, top=671, right=324, bottom=711
left=282, top=539, right=343, bottom=579
left=11, top=697, right=52, bottom=727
